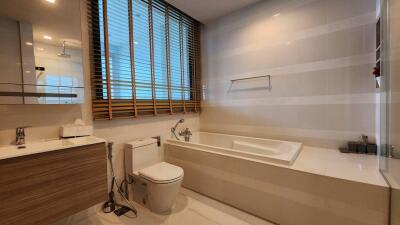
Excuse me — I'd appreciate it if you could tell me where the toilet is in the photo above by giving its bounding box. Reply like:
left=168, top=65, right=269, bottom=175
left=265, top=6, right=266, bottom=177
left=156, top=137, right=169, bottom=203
left=125, top=138, right=183, bottom=214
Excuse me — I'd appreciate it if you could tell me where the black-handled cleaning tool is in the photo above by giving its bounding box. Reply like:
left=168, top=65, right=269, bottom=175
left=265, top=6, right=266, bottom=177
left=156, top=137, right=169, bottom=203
left=102, top=177, right=116, bottom=213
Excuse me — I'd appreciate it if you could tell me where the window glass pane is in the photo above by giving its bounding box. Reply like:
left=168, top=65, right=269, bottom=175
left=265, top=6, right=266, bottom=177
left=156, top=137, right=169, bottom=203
left=108, top=0, right=132, bottom=100
left=169, top=17, right=181, bottom=100
left=98, top=0, right=107, bottom=99
left=182, top=24, right=191, bottom=100
left=133, top=0, right=152, bottom=100
left=93, top=0, right=199, bottom=109
left=153, top=6, right=168, bottom=100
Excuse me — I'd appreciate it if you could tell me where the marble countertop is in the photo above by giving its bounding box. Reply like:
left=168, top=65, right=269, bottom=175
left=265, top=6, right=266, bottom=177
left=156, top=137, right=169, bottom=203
left=287, top=146, right=388, bottom=188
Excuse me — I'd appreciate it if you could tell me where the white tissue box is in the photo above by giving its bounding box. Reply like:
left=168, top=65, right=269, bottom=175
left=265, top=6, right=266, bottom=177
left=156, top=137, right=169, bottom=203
left=60, top=125, right=93, bottom=138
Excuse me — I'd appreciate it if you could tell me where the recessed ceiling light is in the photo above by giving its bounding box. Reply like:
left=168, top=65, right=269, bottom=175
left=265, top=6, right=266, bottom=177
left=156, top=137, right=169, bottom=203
left=43, top=35, right=52, bottom=40
left=25, top=42, right=33, bottom=46
left=273, top=13, right=281, bottom=17
left=37, top=48, right=44, bottom=51
left=46, top=0, right=55, bottom=3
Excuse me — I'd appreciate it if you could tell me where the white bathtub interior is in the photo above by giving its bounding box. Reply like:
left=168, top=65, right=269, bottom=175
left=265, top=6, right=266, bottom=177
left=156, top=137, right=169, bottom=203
left=168, top=132, right=302, bottom=165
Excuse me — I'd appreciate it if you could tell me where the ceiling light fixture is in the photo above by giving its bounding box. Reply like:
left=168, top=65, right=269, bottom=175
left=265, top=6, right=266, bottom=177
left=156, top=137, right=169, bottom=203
left=273, top=13, right=281, bottom=17
left=46, top=0, right=56, bottom=3
left=43, top=35, right=52, bottom=40
left=25, top=42, right=33, bottom=46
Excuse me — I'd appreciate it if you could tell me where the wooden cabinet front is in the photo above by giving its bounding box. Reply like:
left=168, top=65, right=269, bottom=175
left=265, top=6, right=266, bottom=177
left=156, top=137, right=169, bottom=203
left=0, top=143, right=108, bottom=225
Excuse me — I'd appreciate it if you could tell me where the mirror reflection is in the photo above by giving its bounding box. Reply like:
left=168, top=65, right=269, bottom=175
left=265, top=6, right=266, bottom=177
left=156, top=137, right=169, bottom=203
left=0, top=0, right=84, bottom=104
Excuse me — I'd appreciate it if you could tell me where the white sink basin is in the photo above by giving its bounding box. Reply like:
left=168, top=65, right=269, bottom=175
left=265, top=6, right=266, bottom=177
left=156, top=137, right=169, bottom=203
left=0, top=136, right=105, bottom=160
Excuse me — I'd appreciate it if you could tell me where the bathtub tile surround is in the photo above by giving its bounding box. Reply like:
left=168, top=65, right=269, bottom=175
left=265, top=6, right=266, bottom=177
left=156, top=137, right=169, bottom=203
left=50, top=188, right=275, bottom=225
left=200, top=0, right=378, bottom=148
left=165, top=143, right=388, bottom=225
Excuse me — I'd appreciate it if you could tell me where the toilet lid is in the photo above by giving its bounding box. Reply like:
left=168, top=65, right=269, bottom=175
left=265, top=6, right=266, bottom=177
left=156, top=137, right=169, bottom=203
left=139, top=162, right=184, bottom=184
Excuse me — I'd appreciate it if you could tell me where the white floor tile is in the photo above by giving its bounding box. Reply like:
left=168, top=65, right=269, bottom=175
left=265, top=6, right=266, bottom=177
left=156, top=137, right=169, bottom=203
left=189, top=201, right=247, bottom=225
left=165, top=208, right=218, bottom=225
left=51, top=188, right=274, bottom=225
left=180, top=188, right=250, bottom=220
left=245, top=214, right=276, bottom=225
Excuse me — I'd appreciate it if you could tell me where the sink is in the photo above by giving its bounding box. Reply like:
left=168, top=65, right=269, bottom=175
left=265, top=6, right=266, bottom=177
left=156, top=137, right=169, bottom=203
left=0, top=136, right=105, bottom=160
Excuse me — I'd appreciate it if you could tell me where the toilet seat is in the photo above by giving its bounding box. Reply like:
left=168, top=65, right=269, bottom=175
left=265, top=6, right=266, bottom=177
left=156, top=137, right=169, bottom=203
left=139, top=162, right=184, bottom=184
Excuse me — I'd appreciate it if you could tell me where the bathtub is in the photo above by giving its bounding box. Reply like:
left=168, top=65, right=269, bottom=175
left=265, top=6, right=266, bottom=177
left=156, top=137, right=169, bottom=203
left=164, top=137, right=388, bottom=225
left=167, top=132, right=302, bottom=165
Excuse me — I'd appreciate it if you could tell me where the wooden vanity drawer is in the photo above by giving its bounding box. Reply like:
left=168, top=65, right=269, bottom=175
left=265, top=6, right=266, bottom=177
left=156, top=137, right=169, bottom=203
left=0, top=142, right=108, bottom=225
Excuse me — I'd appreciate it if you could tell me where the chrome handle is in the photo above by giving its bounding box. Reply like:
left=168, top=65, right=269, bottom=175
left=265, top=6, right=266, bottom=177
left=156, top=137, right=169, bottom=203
left=16, top=126, right=31, bottom=135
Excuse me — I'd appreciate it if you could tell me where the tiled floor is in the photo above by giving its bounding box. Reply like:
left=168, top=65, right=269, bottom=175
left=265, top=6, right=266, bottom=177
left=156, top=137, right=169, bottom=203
left=52, top=188, right=275, bottom=225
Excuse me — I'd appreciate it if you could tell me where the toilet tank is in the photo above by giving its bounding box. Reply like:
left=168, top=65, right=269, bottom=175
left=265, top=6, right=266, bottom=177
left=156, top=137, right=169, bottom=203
left=125, top=138, right=160, bottom=175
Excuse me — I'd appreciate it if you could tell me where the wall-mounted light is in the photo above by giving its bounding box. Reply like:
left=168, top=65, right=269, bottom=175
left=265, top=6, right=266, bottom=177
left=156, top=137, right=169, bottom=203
left=25, top=42, right=33, bottom=46
left=43, top=35, right=52, bottom=40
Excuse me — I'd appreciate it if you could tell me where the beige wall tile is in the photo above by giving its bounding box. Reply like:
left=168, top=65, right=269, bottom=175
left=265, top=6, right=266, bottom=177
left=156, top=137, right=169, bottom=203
left=201, top=0, right=377, bottom=148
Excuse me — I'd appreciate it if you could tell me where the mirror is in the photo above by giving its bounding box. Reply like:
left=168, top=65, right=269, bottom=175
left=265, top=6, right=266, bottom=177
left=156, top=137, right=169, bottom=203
left=0, top=0, right=84, bottom=104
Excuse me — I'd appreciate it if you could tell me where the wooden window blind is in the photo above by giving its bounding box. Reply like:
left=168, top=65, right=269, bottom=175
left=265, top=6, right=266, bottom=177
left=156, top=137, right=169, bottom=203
left=87, top=0, right=201, bottom=120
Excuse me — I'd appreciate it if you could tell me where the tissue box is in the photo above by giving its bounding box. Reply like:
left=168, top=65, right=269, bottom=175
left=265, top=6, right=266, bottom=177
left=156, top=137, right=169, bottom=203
left=60, top=125, right=93, bottom=138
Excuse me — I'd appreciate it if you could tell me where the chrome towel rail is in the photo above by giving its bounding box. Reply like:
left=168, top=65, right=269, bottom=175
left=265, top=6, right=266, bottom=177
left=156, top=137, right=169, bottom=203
left=230, top=75, right=271, bottom=89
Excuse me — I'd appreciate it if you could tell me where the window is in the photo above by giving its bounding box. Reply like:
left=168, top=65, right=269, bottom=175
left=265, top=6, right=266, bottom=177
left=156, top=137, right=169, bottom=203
left=87, top=0, right=201, bottom=120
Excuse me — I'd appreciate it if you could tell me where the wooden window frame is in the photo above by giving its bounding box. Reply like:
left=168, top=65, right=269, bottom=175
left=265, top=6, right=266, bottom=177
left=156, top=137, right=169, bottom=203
left=87, top=0, right=201, bottom=120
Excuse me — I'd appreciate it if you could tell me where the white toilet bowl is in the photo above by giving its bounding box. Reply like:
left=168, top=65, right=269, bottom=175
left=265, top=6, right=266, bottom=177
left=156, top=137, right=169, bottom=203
left=137, top=162, right=183, bottom=213
left=125, top=138, right=184, bottom=214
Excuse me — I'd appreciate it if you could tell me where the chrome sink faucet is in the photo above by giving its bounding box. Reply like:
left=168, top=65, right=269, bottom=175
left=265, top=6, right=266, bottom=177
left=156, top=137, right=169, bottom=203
left=179, top=128, right=192, bottom=142
left=16, top=126, right=30, bottom=146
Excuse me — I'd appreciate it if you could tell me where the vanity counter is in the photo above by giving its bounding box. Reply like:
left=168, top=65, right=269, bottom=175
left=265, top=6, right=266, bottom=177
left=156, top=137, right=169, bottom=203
left=0, top=136, right=106, bottom=160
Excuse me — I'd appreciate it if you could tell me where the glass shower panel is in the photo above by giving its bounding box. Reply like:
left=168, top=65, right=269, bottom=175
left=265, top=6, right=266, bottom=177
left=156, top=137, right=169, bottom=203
left=379, top=0, right=400, bottom=224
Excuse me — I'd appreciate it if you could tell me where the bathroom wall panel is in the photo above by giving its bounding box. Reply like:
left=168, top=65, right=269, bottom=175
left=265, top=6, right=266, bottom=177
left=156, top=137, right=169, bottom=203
left=0, top=17, right=23, bottom=84
left=201, top=0, right=377, bottom=148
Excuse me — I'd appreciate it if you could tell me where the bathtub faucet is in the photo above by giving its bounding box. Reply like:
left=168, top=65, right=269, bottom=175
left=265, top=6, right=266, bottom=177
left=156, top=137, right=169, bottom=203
left=171, top=119, right=185, bottom=140
left=179, top=128, right=192, bottom=142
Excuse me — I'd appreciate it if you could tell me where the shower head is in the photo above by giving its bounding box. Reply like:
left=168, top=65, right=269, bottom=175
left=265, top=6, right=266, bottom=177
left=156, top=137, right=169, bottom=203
left=57, top=41, right=71, bottom=58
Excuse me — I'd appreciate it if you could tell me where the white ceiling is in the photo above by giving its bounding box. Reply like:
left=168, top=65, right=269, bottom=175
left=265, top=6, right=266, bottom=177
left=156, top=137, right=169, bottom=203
left=0, top=0, right=81, bottom=47
left=165, top=0, right=260, bottom=23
